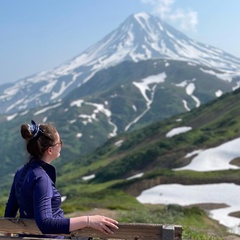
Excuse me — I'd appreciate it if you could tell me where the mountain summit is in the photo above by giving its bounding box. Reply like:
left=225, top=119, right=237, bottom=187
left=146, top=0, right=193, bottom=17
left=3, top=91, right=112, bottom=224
left=1, top=12, right=240, bottom=114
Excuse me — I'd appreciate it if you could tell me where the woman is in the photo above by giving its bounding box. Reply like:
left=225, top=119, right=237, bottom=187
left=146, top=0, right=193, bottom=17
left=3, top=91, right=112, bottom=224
left=4, top=120, right=118, bottom=237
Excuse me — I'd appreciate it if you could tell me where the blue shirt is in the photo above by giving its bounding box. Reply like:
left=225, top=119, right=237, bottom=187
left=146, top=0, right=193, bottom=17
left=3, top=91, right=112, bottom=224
left=4, top=157, right=70, bottom=235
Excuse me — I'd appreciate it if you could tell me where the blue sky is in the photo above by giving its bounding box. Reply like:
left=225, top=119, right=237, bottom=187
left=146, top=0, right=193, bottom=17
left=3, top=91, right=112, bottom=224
left=1, top=0, right=240, bottom=85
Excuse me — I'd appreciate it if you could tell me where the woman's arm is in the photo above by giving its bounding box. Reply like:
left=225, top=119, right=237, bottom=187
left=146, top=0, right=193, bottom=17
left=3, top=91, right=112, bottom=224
left=33, top=175, right=70, bottom=234
left=4, top=175, right=19, bottom=218
left=33, top=175, right=118, bottom=235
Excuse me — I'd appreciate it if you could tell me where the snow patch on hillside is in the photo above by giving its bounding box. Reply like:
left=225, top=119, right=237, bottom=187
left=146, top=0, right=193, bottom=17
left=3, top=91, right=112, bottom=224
left=137, top=136, right=240, bottom=234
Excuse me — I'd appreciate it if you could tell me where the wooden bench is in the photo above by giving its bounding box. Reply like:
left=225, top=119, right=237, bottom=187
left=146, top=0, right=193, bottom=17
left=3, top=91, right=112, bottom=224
left=0, top=218, right=182, bottom=240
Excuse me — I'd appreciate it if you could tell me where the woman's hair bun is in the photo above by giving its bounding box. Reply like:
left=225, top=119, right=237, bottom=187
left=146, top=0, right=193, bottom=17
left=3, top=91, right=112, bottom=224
left=21, top=124, right=33, bottom=140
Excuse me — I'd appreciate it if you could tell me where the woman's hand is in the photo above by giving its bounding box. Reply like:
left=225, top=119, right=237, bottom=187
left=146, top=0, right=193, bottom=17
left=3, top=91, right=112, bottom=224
left=88, top=215, right=119, bottom=235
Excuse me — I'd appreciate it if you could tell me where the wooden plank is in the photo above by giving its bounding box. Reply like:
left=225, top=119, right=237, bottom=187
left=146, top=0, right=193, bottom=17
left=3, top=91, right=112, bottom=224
left=72, top=223, right=162, bottom=239
left=0, top=237, right=64, bottom=240
left=0, top=218, right=182, bottom=240
left=71, top=223, right=182, bottom=240
left=0, top=218, right=42, bottom=235
left=173, top=225, right=182, bottom=240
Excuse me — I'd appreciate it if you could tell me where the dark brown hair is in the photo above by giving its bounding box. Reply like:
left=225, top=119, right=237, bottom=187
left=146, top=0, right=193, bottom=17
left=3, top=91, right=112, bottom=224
left=21, top=123, right=57, bottom=159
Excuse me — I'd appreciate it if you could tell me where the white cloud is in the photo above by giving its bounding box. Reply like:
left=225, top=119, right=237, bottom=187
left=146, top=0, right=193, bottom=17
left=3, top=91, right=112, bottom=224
left=150, top=0, right=175, bottom=19
left=169, top=8, right=198, bottom=31
left=141, top=0, right=198, bottom=31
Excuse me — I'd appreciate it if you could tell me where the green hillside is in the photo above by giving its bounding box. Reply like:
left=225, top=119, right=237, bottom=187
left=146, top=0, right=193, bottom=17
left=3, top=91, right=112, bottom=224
left=1, top=85, right=240, bottom=239
left=0, top=59, right=237, bottom=184
left=57, top=88, right=240, bottom=239
left=57, top=88, right=240, bottom=187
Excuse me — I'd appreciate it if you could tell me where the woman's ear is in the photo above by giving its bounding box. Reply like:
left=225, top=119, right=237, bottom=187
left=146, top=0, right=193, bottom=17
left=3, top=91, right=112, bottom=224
left=46, top=146, right=53, bottom=155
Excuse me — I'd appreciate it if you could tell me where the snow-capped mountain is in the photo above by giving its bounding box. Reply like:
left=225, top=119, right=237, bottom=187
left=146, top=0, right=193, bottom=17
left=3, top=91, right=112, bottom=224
left=1, top=12, right=240, bottom=114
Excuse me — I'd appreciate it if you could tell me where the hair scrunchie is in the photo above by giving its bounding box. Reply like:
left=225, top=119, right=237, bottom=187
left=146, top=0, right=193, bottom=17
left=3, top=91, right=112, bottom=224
left=28, top=120, right=43, bottom=138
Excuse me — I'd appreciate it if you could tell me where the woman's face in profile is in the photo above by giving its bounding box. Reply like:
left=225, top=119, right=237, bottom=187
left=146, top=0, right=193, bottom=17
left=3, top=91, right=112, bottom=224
left=49, top=132, right=62, bottom=160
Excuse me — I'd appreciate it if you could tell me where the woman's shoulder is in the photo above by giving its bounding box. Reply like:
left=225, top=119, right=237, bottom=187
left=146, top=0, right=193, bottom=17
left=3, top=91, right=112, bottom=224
left=15, top=159, right=54, bottom=184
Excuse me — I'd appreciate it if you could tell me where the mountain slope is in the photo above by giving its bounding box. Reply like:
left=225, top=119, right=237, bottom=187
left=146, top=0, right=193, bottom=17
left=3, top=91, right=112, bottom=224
left=63, top=58, right=238, bottom=133
left=57, top=87, right=240, bottom=186
left=0, top=58, right=238, bottom=180
left=0, top=12, right=240, bottom=114
left=2, top=78, right=240, bottom=193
